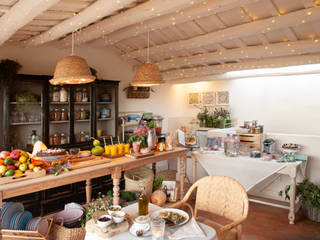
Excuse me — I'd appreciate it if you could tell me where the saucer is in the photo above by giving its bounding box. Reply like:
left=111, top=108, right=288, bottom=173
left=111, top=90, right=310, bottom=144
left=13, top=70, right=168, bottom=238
left=129, top=224, right=151, bottom=238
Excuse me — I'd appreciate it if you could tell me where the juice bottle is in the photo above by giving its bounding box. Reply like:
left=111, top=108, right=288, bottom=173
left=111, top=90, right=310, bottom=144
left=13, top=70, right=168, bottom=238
left=138, top=186, right=149, bottom=216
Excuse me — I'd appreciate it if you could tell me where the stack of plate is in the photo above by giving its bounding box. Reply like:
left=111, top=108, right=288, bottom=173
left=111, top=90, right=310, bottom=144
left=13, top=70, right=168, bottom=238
left=1, top=202, right=24, bottom=229
left=26, top=217, right=49, bottom=235
left=53, top=208, right=84, bottom=227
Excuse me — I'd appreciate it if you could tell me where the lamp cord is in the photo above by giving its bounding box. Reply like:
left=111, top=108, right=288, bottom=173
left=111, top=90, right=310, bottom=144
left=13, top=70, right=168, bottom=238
left=71, top=32, right=74, bottom=56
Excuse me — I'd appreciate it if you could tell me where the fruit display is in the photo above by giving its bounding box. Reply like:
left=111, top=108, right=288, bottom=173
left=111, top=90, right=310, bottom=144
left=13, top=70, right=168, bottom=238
left=0, top=149, right=42, bottom=178
left=91, top=139, right=104, bottom=156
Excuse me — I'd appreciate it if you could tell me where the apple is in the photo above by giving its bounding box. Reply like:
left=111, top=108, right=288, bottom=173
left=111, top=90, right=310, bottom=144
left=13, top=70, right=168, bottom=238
left=10, top=150, right=20, bottom=160
left=14, top=161, right=20, bottom=168
left=0, top=151, right=10, bottom=159
left=7, top=165, right=16, bottom=170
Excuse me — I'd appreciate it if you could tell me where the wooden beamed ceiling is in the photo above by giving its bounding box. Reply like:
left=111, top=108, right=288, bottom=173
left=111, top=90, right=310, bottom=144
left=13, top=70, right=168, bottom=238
left=0, top=0, right=320, bottom=82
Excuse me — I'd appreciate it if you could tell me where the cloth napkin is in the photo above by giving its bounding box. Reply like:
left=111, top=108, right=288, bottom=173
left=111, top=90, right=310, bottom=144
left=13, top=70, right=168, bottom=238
left=168, top=217, right=206, bottom=240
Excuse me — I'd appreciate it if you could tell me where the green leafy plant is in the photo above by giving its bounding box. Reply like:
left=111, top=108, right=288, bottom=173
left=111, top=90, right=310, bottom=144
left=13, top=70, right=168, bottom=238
left=153, top=176, right=166, bottom=191
left=128, top=125, right=148, bottom=148
left=279, top=179, right=320, bottom=209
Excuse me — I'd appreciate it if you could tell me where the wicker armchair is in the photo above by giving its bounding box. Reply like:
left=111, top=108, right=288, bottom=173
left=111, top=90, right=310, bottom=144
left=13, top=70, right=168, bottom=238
left=169, top=176, right=249, bottom=240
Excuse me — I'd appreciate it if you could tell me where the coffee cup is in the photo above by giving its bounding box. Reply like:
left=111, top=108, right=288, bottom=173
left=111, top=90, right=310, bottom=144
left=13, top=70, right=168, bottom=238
left=133, top=215, right=150, bottom=233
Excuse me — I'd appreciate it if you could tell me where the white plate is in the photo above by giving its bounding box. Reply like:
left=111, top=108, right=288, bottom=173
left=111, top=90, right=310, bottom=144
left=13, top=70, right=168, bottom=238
left=150, top=208, right=190, bottom=228
left=129, top=224, right=151, bottom=238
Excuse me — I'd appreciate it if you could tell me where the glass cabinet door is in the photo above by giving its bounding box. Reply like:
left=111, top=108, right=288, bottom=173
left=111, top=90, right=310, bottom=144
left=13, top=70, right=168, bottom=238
left=73, top=86, right=91, bottom=144
left=48, top=86, right=70, bottom=147
left=95, top=85, right=116, bottom=140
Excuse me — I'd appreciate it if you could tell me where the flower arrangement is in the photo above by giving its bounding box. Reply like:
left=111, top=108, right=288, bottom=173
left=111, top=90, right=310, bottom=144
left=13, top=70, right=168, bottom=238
left=197, top=107, right=231, bottom=128
left=128, top=125, right=149, bottom=148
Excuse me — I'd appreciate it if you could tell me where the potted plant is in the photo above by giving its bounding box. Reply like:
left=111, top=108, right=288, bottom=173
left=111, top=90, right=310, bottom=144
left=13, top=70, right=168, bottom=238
left=213, top=108, right=230, bottom=128
left=197, top=107, right=208, bottom=127
left=128, top=125, right=148, bottom=152
left=279, top=179, right=320, bottom=222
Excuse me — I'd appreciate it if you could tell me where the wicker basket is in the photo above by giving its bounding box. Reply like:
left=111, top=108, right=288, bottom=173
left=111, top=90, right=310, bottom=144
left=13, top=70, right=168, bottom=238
left=302, top=200, right=320, bottom=222
left=124, top=167, right=154, bottom=197
left=50, top=222, right=86, bottom=240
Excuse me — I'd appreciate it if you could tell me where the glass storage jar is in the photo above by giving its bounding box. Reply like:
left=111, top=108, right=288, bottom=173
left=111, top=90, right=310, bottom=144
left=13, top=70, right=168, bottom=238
left=53, top=133, right=61, bottom=145
left=224, top=134, right=240, bottom=157
left=52, top=87, right=60, bottom=102
left=60, top=87, right=68, bottom=102
left=82, top=88, right=89, bottom=102
left=74, top=109, right=80, bottom=120
left=80, top=108, right=86, bottom=120
left=60, top=133, right=68, bottom=144
left=54, top=109, right=61, bottom=121
left=75, top=88, right=82, bottom=102
left=49, top=135, right=53, bottom=146
left=61, top=109, right=68, bottom=121
left=80, top=131, right=86, bottom=142
left=49, top=108, right=55, bottom=121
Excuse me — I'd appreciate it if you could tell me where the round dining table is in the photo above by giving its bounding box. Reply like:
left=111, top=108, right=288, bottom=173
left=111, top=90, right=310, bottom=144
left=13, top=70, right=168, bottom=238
left=85, top=203, right=217, bottom=240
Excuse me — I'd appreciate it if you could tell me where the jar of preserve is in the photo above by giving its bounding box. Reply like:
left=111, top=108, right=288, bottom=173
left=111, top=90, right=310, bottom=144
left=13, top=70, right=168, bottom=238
left=49, top=108, right=55, bottom=121
left=75, top=88, right=82, bottom=102
left=80, top=131, right=86, bottom=142
left=80, top=108, right=86, bottom=120
left=61, top=109, right=68, bottom=121
left=60, top=133, right=68, bottom=144
left=60, top=87, right=68, bottom=102
left=53, top=133, right=60, bottom=145
left=54, top=109, right=61, bottom=121
left=82, top=88, right=89, bottom=102
left=52, top=87, right=60, bottom=102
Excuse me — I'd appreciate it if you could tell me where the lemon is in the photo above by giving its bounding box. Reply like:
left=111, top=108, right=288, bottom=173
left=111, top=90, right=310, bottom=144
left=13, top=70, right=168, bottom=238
left=19, top=155, right=27, bottom=163
left=0, top=165, right=7, bottom=175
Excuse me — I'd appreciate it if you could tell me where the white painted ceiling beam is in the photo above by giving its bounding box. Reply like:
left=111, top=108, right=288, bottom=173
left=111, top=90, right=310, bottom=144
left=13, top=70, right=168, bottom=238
left=0, top=0, right=60, bottom=46
left=157, top=39, right=320, bottom=71
left=95, top=0, right=259, bottom=46
left=126, top=7, right=320, bottom=59
left=25, top=0, right=136, bottom=46
left=163, top=53, right=320, bottom=81
left=0, top=5, right=9, bottom=12
left=60, top=0, right=206, bottom=47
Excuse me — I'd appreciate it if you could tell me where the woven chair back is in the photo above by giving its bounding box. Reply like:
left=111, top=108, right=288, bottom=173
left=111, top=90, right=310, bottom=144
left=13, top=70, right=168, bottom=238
left=194, top=175, right=249, bottom=222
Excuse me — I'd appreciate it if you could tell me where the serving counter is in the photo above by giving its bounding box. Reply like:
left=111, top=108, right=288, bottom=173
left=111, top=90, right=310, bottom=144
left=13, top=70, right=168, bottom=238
left=0, top=147, right=187, bottom=210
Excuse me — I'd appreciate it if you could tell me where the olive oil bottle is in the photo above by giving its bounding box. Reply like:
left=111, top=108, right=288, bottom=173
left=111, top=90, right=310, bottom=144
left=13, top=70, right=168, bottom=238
left=138, top=186, right=149, bottom=215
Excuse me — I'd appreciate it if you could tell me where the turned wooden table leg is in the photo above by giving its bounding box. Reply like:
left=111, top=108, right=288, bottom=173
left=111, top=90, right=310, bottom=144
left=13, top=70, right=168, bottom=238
left=152, top=163, right=156, bottom=175
left=86, top=179, right=92, bottom=204
left=178, top=153, right=186, bottom=200
left=192, top=154, right=197, bottom=183
left=112, top=167, right=122, bottom=205
left=288, top=168, right=297, bottom=224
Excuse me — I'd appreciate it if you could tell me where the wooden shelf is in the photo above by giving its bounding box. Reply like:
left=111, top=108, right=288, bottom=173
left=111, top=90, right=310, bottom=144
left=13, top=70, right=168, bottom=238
left=50, top=121, right=69, bottom=124
left=76, top=119, right=90, bottom=122
left=50, top=102, right=69, bottom=105
left=97, top=101, right=113, bottom=104
left=97, top=118, right=112, bottom=121
left=10, top=102, right=40, bottom=105
left=74, top=102, right=91, bottom=104
left=10, top=122, right=41, bottom=126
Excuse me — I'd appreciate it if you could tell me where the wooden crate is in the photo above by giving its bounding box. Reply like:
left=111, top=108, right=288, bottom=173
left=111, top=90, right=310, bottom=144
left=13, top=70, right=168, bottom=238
left=238, top=133, right=262, bottom=151
left=0, top=169, right=46, bottom=185
left=1, top=219, right=52, bottom=240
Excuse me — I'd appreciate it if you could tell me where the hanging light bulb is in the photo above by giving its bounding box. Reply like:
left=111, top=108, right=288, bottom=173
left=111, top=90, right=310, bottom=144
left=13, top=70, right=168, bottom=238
left=49, top=32, right=96, bottom=85
left=130, top=31, right=164, bottom=87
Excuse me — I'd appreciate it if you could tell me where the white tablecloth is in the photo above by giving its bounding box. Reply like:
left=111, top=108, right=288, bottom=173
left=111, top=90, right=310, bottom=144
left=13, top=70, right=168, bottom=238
left=85, top=203, right=217, bottom=240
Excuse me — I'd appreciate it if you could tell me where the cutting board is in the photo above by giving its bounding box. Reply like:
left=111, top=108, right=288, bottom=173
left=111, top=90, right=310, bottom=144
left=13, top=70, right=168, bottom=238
left=70, top=157, right=112, bottom=170
left=86, top=219, right=129, bottom=238
left=125, top=151, right=154, bottom=159
left=70, top=155, right=96, bottom=162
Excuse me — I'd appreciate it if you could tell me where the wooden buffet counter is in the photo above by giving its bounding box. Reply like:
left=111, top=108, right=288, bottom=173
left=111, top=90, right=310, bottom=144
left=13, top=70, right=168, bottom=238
left=0, top=147, right=187, bottom=209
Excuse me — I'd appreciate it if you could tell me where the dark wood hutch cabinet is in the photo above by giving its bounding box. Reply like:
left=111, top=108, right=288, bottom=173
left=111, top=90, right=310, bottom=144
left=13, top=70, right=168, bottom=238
left=0, top=74, right=123, bottom=216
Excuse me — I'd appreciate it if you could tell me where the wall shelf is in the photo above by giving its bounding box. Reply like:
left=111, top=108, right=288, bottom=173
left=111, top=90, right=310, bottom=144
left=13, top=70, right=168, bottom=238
left=96, top=102, right=113, bottom=104
left=10, top=102, right=40, bottom=105
left=50, top=102, right=69, bottom=105
left=50, top=121, right=69, bottom=124
left=10, top=122, right=41, bottom=126
left=97, top=118, right=113, bottom=121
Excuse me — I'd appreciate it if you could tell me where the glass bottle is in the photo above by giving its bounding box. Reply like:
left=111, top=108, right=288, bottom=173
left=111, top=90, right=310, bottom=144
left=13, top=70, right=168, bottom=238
left=75, top=88, right=82, bottom=102
left=60, top=87, right=68, bottom=102
left=31, top=130, right=39, bottom=147
left=138, top=186, right=149, bottom=216
left=82, top=88, right=89, bottom=102
left=52, top=87, right=60, bottom=102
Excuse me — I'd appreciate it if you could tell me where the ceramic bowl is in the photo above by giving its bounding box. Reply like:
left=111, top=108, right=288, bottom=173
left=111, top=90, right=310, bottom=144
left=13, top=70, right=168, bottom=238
left=97, top=215, right=112, bottom=228
left=111, top=211, right=125, bottom=223
left=53, top=208, right=83, bottom=224
left=108, top=205, right=122, bottom=215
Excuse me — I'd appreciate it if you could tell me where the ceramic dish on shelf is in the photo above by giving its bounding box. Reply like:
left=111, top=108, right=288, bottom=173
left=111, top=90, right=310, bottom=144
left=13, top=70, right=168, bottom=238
left=10, top=211, right=23, bottom=229
left=0, top=202, right=14, bottom=220
left=16, top=211, right=32, bottom=230
left=1, top=202, right=24, bottom=229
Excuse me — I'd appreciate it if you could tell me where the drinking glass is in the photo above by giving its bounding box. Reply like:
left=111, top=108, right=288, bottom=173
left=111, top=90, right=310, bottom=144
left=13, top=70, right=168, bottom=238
left=151, top=218, right=165, bottom=240
left=69, top=148, right=80, bottom=158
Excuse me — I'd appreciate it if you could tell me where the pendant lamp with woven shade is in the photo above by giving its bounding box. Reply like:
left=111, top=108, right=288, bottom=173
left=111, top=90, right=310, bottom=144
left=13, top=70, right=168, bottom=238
left=49, top=32, right=95, bottom=85
left=130, top=31, right=164, bottom=87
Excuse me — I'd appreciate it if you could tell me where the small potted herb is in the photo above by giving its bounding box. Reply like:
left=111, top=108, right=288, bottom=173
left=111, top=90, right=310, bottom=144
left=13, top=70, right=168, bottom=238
left=279, top=179, right=320, bottom=222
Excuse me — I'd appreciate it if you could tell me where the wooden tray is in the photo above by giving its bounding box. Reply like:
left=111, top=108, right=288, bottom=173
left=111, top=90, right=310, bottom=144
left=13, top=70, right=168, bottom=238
left=70, top=155, right=95, bottom=162
left=86, top=218, right=129, bottom=238
left=0, top=169, right=46, bottom=185
left=0, top=218, right=53, bottom=240
left=70, top=157, right=112, bottom=170
left=125, top=151, right=154, bottom=159
left=102, top=153, right=125, bottom=159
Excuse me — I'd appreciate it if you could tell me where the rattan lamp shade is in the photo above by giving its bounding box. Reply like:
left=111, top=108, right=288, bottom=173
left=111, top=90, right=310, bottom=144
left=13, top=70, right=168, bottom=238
left=49, top=55, right=96, bottom=85
left=131, top=63, right=164, bottom=87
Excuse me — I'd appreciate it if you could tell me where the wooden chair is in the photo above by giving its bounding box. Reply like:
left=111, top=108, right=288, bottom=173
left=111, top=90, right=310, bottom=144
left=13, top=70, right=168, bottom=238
left=169, top=176, right=249, bottom=240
